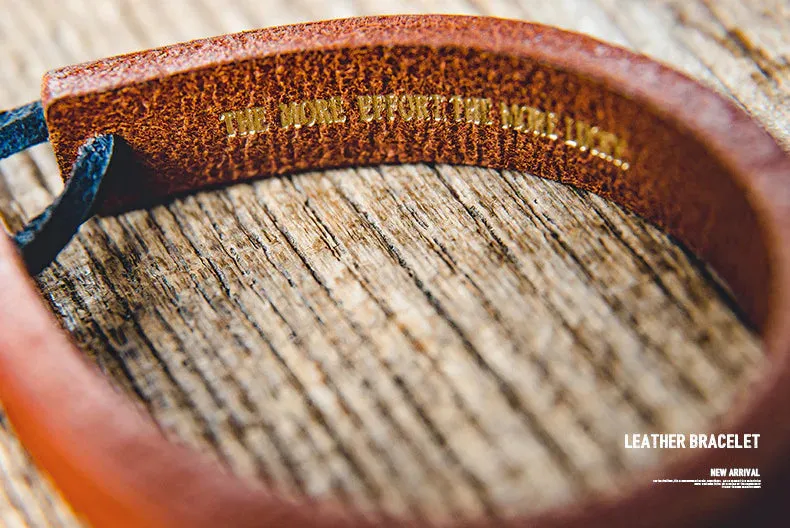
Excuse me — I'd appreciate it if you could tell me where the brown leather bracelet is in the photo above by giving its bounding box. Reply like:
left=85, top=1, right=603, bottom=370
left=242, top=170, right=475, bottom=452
left=1, top=14, right=789, bottom=527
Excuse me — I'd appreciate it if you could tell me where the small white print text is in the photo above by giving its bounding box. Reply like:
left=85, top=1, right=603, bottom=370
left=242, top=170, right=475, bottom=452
left=624, top=433, right=760, bottom=449
left=654, top=467, right=761, bottom=489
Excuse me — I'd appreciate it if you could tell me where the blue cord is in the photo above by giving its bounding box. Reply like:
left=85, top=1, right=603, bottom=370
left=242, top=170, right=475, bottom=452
left=0, top=101, right=113, bottom=275
left=0, top=101, right=49, bottom=158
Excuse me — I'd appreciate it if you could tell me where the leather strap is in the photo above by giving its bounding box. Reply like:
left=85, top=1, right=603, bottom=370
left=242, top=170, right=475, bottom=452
left=1, top=14, right=789, bottom=527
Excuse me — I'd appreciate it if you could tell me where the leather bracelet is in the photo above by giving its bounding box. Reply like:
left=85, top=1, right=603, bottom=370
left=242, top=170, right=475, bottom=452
left=1, top=14, right=788, bottom=527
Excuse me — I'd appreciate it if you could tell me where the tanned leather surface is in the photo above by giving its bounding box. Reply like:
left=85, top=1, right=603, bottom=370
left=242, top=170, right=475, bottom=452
left=0, top=14, right=787, bottom=527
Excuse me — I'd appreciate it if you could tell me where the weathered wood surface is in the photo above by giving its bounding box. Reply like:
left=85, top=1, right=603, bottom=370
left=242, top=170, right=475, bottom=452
left=0, top=0, right=785, bottom=525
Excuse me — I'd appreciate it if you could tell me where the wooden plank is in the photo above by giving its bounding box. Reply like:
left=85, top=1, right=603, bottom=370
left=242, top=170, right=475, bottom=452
left=0, top=0, right=780, bottom=525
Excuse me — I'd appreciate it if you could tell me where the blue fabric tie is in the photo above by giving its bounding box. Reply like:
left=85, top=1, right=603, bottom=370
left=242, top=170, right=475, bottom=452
left=0, top=101, right=114, bottom=275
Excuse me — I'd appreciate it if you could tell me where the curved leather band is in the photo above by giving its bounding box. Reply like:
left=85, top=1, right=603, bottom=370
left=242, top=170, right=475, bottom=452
left=1, top=14, right=789, bottom=527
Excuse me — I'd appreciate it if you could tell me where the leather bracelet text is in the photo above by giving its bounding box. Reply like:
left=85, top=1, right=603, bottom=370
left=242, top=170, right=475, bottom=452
left=0, top=14, right=788, bottom=528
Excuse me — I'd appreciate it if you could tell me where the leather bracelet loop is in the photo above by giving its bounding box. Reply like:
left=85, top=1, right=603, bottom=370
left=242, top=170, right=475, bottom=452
left=1, top=14, right=789, bottom=527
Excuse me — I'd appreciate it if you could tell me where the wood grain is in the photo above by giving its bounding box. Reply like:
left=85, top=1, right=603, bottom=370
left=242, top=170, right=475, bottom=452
left=0, top=0, right=785, bottom=526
